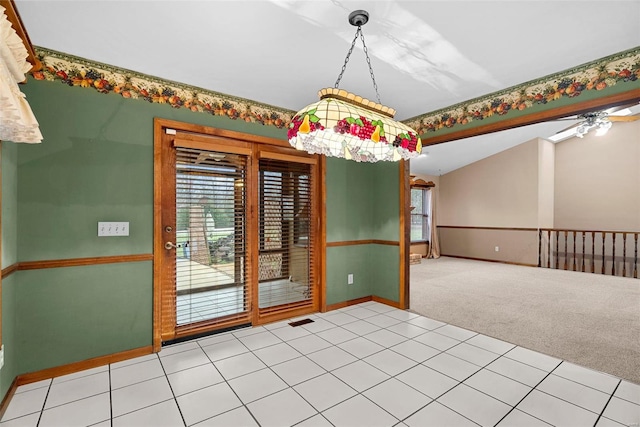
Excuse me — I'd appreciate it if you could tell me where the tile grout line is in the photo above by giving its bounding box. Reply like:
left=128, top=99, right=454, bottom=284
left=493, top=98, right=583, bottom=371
left=255, top=313, right=411, bottom=425
left=121, top=315, right=462, bottom=426
left=492, top=359, right=563, bottom=426
left=259, top=327, right=366, bottom=425
left=157, top=352, right=188, bottom=426
left=549, top=369, right=623, bottom=396
left=268, top=369, right=330, bottom=427
left=395, top=335, right=507, bottom=427
left=23, top=371, right=114, bottom=417
left=300, top=313, right=411, bottom=426
left=35, top=378, right=52, bottom=427
left=180, top=311, right=631, bottom=425
left=109, top=364, right=113, bottom=427
left=195, top=335, right=263, bottom=427
left=400, top=328, right=555, bottom=425
left=108, top=392, right=174, bottom=419
left=255, top=346, right=330, bottom=421
left=526, top=365, right=621, bottom=421
left=106, top=353, right=182, bottom=421
left=291, top=412, right=335, bottom=427
left=281, top=318, right=393, bottom=417
left=357, top=387, right=419, bottom=426
left=591, top=378, right=621, bottom=427
left=108, top=360, right=167, bottom=392
left=501, top=346, right=562, bottom=374
left=400, top=399, right=480, bottom=427
left=299, top=314, right=476, bottom=425
left=319, top=330, right=405, bottom=422
left=330, top=313, right=477, bottom=426
left=12, top=370, right=117, bottom=425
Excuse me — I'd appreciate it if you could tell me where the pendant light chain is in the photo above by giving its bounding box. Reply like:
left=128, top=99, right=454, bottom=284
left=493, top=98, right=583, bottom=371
left=360, top=29, right=381, bottom=104
left=334, top=27, right=360, bottom=89
left=334, top=26, right=381, bottom=104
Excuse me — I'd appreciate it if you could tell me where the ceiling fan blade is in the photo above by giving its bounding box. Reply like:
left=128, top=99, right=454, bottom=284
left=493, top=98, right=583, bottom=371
left=608, top=115, right=639, bottom=122
left=552, top=117, right=580, bottom=121
left=554, top=122, right=579, bottom=133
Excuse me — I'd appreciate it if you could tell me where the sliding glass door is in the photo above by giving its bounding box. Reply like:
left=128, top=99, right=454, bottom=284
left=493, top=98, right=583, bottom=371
left=155, top=122, right=320, bottom=345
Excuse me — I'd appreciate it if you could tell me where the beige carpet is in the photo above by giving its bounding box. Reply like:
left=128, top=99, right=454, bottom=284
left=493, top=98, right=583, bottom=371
left=409, top=256, right=640, bottom=384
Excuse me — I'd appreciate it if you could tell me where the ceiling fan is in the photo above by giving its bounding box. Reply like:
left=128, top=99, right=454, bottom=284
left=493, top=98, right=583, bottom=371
left=549, top=107, right=639, bottom=141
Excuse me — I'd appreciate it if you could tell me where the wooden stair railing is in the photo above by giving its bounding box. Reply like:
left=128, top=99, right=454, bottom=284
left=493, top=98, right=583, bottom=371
left=538, top=228, right=638, bottom=279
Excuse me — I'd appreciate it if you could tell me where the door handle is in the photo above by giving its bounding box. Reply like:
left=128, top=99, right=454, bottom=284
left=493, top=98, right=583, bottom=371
left=165, top=241, right=178, bottom=250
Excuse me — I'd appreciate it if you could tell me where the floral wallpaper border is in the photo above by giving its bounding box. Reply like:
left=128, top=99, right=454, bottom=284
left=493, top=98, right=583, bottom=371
left=31, top=46, right=640, bottom=137
left=32, top=47, right=294, bottom=128
left=404, top=47, right=640, bottom=136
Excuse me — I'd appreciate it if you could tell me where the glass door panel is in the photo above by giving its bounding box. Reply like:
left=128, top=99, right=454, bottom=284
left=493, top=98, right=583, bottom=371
left=258, top=158, right=313, bottom=310
left=175, top=148, right=248, bottom=328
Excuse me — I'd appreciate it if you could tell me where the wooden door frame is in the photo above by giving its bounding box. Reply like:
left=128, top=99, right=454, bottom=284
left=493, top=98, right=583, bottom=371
left=152, top=118, right=322, bottom=351
left=400, top=160, right=410, bottom=309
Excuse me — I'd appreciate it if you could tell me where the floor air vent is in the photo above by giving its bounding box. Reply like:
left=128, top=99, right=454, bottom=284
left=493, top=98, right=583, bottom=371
left=289, top=318, right=314, bottom=327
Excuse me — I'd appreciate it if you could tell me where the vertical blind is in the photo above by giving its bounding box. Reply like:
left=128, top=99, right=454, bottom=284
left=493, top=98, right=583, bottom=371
left=174, top=147, right=249, bottom=329
left=258, top=158, right=314, bottom=311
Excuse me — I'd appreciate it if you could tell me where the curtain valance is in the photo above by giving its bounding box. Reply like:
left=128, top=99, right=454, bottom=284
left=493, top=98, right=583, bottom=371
left=0, top=4, right=42, bottom=143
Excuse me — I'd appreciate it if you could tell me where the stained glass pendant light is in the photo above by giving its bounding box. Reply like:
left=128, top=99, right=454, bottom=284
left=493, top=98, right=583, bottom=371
left=288, top=10, right=422, bottom=162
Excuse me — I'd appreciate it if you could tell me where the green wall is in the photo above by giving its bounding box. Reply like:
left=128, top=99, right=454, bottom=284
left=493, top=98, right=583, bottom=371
left=1, top=142, right=19, bottom=401
left=325, top=158, right=401, bottom=305
left=0, top=275, right=17, bottom=401
left=2, top=142, right=17, bottom=267
left=9, top=79, right=289, bottom=378
left=325, top=158, right=400, bottom=242
left=326, top=246, right=376, bottom=305
left=0, top=75, right=401, bottom=399
left=370, top=161, right=401, bottom=241
left=368, top=245, right=400, bottom=302
left=325, top=160, right=376, bottom=242
left=16, top=263, right=152, bottom=374
left=325, top=244, right=400, bottom=305
left=18, top=80, right=284, bottom=261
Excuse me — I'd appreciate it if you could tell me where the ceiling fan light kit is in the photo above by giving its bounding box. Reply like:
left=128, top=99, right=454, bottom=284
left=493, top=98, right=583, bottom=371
left=549, top=108, right=639, bottom=142
left=288, top=10, right=422, bottom=162
left=575, top=112, right=611, bottom=138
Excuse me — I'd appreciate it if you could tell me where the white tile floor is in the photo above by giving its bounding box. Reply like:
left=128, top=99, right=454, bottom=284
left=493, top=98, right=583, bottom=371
left=2, top=301, right=639, bottom=427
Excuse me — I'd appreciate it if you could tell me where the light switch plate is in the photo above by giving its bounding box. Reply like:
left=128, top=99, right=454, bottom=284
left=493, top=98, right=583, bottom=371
left=98, top=222, right=129, bottom=236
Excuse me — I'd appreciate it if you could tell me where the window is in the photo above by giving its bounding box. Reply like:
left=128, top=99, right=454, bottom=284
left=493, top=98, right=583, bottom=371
left=410, top=187, right=430, bottom=242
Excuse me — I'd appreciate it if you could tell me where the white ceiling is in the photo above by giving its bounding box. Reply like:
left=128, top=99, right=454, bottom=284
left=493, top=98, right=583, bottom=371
left=15, top=0, right=640, bottom=175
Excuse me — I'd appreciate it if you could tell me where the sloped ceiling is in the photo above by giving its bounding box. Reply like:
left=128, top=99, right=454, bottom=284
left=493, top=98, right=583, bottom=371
left=14, top=0, right=640, bottom=174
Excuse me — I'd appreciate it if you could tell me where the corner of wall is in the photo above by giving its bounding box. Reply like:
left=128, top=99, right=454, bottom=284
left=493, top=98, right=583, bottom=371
left=537, top=138, right=555, bottom=229
left=1, top=141, right=19, bottom=405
